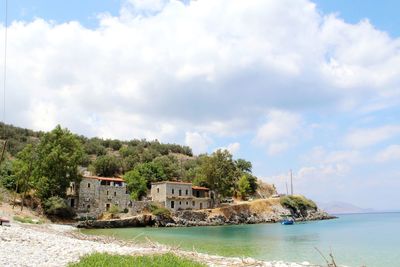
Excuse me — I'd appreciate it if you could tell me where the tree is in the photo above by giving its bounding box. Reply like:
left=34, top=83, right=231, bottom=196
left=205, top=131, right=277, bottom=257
left=123, top=169, right=148, bottom=200
left=93, top=155, right=121, bottom=177
left=152, top=155, right=181, bottom=180
left=235, top=159, right=252, bottom=173
left=199, top=150, right=237, bottom=198
left=32, top=125, right=84, bottom=201
left=132, top=162, right=166, bottom=186
left=238, top=175, right=251, bottom=200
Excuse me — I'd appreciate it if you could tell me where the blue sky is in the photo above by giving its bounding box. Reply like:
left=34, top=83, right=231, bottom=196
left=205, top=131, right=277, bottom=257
left=1, top=0, right=399, bottom=210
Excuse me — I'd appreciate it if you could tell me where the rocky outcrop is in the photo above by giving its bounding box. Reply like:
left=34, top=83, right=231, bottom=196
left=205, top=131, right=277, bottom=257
left=77, top=199, right=336, bottom=228
left=76, top=214, right=154, bottom=228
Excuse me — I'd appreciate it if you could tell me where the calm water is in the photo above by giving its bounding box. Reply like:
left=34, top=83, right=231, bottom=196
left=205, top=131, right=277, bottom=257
left=82, top=213, right=400, bottom=267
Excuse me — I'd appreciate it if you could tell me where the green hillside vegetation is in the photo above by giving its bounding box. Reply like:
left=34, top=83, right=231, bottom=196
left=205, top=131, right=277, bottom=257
left=0, top=123, right=263, bottom=215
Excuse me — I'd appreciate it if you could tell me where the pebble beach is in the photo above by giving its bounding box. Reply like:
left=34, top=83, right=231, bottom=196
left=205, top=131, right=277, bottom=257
left=0, top=222, right=318, bottom=267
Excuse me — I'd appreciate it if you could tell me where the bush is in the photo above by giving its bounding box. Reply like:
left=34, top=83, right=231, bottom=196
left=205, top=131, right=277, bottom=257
left=109, top=204, right=120, bottom=215
left=43, top=196, right=75, bottom=219
left=149, top=203, right=171, bottom=217
left=280, top=195, right=317, bottom=215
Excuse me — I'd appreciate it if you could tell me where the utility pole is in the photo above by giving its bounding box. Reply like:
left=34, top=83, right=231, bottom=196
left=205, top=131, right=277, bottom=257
left=285, top=180, right=289, bottom=195
left=290, top=169, right=293, bottom=196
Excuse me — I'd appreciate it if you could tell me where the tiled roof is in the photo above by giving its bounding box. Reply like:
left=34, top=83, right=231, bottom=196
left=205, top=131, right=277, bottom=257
left=151, top=181, right=192, bottom=185
left=192, top=186, right=210, bottom=191
left=83, top=175, right=124, bottom=182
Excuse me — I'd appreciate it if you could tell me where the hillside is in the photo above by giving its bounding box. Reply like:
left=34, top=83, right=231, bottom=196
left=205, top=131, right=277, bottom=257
left=0, top=123, right=272, bottom=213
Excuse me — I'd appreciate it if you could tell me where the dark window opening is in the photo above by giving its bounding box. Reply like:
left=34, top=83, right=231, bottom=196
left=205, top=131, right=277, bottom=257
left=171, top=201, right=175, bottom=209
left=185, top=189, right=188, bottom=195
left=179, top=189, right=182, bottom=196
left=157, top=188, right=159, bottom=193
left=186, top=202, right=188, bottom=205
left=179, top=201, right=181, bottom=205
left=70, top=199, right=75, bottom=208
left=172, top=189, right=174, bottom=194
left=87, top=205, right=90, bottom=209
left=114, top=192, right=117, bottom=197
left=87, top=183, right=91, bottom=188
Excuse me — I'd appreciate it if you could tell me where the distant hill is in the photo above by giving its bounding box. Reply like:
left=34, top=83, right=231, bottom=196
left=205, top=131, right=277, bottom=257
left=318, top=201, right=375, bottom=214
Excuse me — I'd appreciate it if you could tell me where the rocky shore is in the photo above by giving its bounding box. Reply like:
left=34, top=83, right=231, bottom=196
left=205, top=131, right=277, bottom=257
left=0, top=222, right=320, bottom=267
left=77, top=199, right=336, bottom=228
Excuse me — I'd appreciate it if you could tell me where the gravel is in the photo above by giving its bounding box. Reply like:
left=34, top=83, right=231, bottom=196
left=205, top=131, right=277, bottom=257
left=0, top=222, right=319, bottom=267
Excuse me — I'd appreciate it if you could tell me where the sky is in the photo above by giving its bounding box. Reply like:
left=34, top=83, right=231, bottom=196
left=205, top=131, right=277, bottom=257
left=1, top=0, right=399, bottom=210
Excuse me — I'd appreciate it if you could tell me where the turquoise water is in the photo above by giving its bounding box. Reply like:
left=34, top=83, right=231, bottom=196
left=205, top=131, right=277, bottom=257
left=82, top=213, right=400, bottom=267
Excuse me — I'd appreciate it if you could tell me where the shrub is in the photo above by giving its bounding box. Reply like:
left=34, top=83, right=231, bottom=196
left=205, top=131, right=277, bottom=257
left=149, top=204, right=171, bottom=217
left=43, top=196, right=75, bottom=218
left=109, top=204, right=120, bottom=215
left=280, top=195, right=317, bottom=215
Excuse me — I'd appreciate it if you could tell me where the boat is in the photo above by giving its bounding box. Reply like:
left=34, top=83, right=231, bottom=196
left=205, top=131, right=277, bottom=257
left=281, top=219, right=294, bottom=225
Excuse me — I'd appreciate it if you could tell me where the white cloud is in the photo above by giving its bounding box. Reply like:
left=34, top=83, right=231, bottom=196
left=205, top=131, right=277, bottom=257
left=376, top=145, right=400, bottom=162
left=344, top=125, right=400, bottom=148
left=1, top=0, right=400, bottom=145
left=185, top=131, right=212, bottom=155
left=255, top=110, right=303, bottom=155
left=216, top=142, right=240, bottom=155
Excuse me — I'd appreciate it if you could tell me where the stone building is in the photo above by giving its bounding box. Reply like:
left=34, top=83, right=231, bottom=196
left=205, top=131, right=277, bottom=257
left=66, top=175, right=131, bottom=217
left=151, top=181, right=212, bottom=211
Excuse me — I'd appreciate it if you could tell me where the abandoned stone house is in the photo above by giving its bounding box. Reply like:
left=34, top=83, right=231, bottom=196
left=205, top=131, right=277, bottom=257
left=151, top=181, right=212, bottom=211
left=66, top=175, right=131, bottom=216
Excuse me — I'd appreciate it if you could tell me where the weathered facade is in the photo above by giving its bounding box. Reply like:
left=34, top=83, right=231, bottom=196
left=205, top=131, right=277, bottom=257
left=151, top=181, right=212, bottom=211
left=67, top=176, right=131, bottom=217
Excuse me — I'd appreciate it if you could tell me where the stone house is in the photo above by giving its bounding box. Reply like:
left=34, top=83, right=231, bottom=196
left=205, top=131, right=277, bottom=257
left=151, top=181, right=212, bottom=211
left=66, top=175, right=131, bottom=217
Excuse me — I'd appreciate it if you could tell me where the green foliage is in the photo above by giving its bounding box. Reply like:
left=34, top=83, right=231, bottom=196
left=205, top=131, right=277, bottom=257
left=124, top=169, right=148, bottom=200
left=69, top=253, right=206, bottom=267
left=149, top=203, right=171, bottom=217
left=0, top=158, right=16, bottom=190
left=280, top=195, right=318, bottom=214
left=84, top=138, right=106, bottom=156
left=152, top=155, right=181, bottom=179
left=93, top=155, right=121, bottom=177
left=109, top=204, right=120, bottom=215
left=198, top=150, right=237, bottom=198
left=124, top=161, right=168, bottom=200
left=235, top=159, right=252, bottom=173
left=33, top=126, right=84, bottom=200
left=43, top=196, right=75, bottom=218
left=238, top=175, right=251, bottom=199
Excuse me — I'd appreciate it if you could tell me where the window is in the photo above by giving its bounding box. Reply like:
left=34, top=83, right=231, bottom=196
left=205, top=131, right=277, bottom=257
left=171, top=201, right=175, bottom=209
left=186, top=202, right=188, bottom=205
left=87, top=205, right=90, bottom=209
left=107, top=191, right=109, bottom=195
left=172, top=188, right=174, bottom=194
left=114, top=192, right=117, bottom=197
left=157, top=188, right=159, bottom=193
left=179, top=189, right=182, bottom=196
left=87, top=183, right=90, bottom=188
left=185, top=189, right=188, bottom=195
left=179, top=201, right=181, bottom=205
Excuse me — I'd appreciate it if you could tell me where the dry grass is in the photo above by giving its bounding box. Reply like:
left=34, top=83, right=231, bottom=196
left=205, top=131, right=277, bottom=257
left=210, top=199, right=280, bottom=218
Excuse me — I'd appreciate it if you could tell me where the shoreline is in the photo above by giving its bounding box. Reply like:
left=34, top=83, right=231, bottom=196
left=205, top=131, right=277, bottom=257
left=0, top=221, right=320, bottom=267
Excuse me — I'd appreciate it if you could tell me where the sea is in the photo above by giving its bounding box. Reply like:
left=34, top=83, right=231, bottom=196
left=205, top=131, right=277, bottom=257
left=82, top=212, right=400, bottom=267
